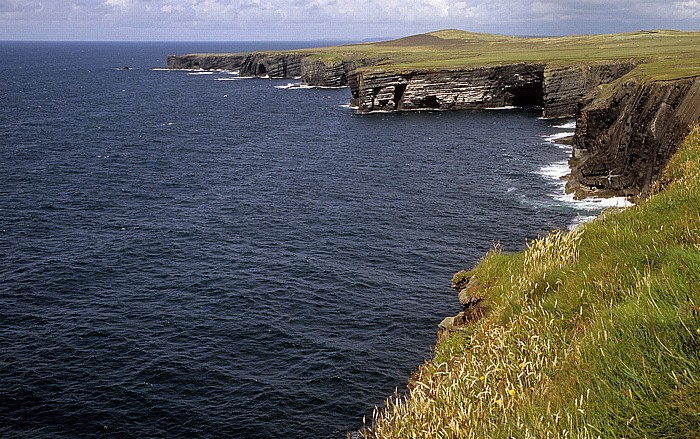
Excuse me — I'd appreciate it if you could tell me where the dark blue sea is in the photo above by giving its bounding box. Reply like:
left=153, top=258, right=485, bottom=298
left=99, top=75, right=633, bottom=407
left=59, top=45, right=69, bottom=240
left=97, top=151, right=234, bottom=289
left=0, top=41, right=620, bottom=438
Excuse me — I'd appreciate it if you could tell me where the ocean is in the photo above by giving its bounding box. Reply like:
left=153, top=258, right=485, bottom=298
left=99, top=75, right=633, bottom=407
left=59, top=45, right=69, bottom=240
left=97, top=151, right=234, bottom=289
left=0, top=41, right=626, bottom=438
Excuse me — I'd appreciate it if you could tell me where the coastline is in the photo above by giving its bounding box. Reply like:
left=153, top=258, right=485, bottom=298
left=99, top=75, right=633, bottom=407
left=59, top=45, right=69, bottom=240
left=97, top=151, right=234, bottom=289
left=360, top=125, right=700, bottom=437
left=164, top=30, right=700, bottom=436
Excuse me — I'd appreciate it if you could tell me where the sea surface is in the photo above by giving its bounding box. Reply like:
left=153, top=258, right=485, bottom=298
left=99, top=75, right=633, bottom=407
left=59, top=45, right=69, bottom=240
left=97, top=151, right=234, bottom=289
left=1, top=41, right=625, bottom=438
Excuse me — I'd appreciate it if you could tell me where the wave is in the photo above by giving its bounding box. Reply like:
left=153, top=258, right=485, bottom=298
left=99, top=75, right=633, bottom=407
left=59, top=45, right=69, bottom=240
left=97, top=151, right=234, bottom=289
left=274, top=82, right=315, bottom=90
left=553, top=192, right=633, bottom=211
left=535, top=160, right=632, bottom=213
left=543, top=132, right=575, bottom=143
left=553, top=121, right=576, bottom=129
left=188, top=71, right=216, bottom=75
left=485, top=105, right=519, bottom=110
left=536, top=160, right=570, bottom=180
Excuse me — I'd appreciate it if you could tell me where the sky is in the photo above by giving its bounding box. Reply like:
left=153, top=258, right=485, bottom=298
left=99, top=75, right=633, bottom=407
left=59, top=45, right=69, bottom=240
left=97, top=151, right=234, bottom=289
left=1, top=0, right=699, bottom=41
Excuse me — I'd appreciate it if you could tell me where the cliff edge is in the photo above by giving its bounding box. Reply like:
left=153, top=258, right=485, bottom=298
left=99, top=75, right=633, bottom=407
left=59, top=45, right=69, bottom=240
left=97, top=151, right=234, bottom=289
left=568, top=75, right=700, bottom=198
left=166, top=30, right=700, bottom=199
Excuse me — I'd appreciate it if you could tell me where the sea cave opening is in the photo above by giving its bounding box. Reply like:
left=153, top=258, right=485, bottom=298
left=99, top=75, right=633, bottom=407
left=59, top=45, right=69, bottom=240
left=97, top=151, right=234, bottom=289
left=505, top=75, right=545, bottom=108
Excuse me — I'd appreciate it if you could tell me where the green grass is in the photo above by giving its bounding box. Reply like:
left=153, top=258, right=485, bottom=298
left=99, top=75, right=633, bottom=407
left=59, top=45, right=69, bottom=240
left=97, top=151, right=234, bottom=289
left=188, top=29, right=700, bottom=81
left=291, top=29, right=700, bottom=81
left=360, top=127, right=700, bottom=438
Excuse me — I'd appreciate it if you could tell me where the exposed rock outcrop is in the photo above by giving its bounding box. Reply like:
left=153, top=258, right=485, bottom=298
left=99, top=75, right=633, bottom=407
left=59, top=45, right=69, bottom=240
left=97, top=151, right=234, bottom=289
left=166, top=49, right=699, bottom=199
left=347, top=61, right=635, bottom=116
left=438, top=271, right=487, bottom=342
left=238, top=53, right=305, bottom=78
left=166, top=54, right=248, bottom=71
left=567, top=76, right=700, bottom=198
left=168, top=52, right=382, bottom=87
left=300, top=58, right=374, bottom=88
left=542, top=62, right=637, bottom=118
left=348, top=64, right=545, bottom=113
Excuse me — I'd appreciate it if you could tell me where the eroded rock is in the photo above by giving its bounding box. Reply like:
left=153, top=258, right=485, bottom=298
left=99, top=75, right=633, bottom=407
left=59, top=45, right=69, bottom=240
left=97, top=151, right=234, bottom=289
left=568, top=76, right=700, bottom=198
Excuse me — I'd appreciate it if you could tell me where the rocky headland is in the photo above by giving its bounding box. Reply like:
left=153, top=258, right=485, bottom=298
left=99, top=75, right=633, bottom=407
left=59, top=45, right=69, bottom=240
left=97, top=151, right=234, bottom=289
left=167, top=31, right=700, bottom=202
left=167, top=30, right=700, bottom=436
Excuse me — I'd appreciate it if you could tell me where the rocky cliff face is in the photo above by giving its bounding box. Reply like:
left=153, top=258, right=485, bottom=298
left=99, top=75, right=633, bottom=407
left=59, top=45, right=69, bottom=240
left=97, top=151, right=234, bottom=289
left=237, top=53, right=306, bottom=78
left=168, top=52, right=378, bottom=87
left=542, top=63, right=637, bottom=118
left=166, top=54, right=248, bottom=71
left=568, top=76, right=700, bottom=198
left=347, top=62, right=635, bottom=116
left=300, top=58, right=373, bottom=88
left=348, top=64, right=546, bottom=113
left=166, top=50, right=699, bottom=199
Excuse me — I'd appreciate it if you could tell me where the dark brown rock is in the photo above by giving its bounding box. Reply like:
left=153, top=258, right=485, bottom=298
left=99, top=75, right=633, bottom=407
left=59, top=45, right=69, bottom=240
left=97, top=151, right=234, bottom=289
left=568, top=76, right=700, bottom=198
left=542, top=63, right=636, bottom=118
left=238, top=53, right=305, bottom=78
left=166, top=54, right=248, bottom=71
left=348, top=64, right=546, bottom=113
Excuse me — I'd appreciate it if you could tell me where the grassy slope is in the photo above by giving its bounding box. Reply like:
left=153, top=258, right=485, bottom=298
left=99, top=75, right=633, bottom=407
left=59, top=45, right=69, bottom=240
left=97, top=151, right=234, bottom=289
left=302, top=29, right=700, bottom=81
left=186, top=30, right=700, bottom=80
left=362, top=127, right=700, bottom=438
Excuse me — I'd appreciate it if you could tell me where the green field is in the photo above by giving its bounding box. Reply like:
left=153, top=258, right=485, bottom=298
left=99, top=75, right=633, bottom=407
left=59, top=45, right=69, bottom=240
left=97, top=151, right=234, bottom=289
left=359, top=127, right=700, bottom=437
left=288, top=29, right=700, bottom=81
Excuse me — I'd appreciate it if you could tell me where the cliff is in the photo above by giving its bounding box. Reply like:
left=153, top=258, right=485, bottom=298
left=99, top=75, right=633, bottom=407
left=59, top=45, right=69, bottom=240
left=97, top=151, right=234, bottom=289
left=167, top=52, right=380, bottom=87
left=166, top=54, right=248, bottom=71
left=346, top=62, right=634, bottom=117
left=165, top=29, right=700, bottom=199
left=347, top=64, right=545, bottom=113
left=568, top=75, right=700, bottom=198
left=238, top=53, right=305, bottom=78
left=363, top=127, right=700, bottom=438
left=542, top=62, right=637, bottom=118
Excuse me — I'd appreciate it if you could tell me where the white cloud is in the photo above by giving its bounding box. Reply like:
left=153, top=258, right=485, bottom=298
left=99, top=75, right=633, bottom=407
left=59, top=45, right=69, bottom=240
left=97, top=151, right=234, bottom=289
left=1, top=0, right=699, bottom=40
left=104, top=0, right=132, bottom=8
left=675, top=0, right=700, bottom=18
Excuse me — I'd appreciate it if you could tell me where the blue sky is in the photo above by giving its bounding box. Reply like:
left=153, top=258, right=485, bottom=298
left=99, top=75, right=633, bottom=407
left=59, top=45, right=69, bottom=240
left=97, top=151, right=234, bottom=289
left=1, top=0, right=699, bottom=41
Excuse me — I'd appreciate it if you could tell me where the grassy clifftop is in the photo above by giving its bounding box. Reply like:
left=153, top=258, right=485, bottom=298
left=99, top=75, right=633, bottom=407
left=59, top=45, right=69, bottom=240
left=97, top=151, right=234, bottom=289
left=308, top=29, right=700, bottom=81
left=361, top=127, right=700, bottom=437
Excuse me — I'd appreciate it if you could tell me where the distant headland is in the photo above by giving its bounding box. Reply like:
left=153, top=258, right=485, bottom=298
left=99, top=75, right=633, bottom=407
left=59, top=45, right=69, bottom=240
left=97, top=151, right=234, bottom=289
left=168, top=29, right=700, bottom=200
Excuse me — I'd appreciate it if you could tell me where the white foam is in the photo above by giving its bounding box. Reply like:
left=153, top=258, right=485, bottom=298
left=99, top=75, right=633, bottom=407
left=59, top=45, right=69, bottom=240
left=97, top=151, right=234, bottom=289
left=486, top=105, right=519, bottom=110
left=274, top=82, right=314, bottom=89
left=536, top=160, right=570, bottom=180
left=554, top=192, right=633, bottom=211
left=188, top=71, right=215, bottom=75
left=215, top=77, right=240, bottom=81
left=543, top=132, right=575, bottom=143
left=554, top=121, right=576, bottom=129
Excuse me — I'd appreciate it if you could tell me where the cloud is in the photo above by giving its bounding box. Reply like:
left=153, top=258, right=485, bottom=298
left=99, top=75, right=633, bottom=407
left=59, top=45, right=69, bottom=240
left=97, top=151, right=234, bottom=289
left=0, top=0, right=43, bottom=16
left=1, top=0, right=699, bottom=40
left=675, top=0, right=700, bottom=18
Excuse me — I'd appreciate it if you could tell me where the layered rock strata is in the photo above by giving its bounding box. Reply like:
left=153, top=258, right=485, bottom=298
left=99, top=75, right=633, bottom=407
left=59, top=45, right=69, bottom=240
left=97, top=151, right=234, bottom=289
left=568, top=76, right=700, bottom=198
left=300, top=58, right=366, bottom=88
left=347, top=62, right=634, bottom=116
left=348, top=64, right=546, bottom=113
left=166, top=54, right=248, bottom=71
left=238, top=53, right=305, bottom=78
left=166, top=51, right=700, bottom=199
left=542, top=62, right=637, bottom=118
left=438, top=271, right=487, bottom=342
left=167, top=52, right=378, bottom=87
